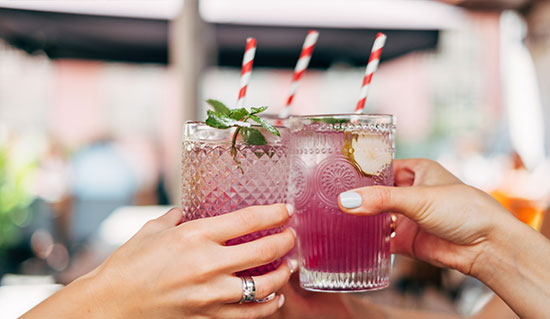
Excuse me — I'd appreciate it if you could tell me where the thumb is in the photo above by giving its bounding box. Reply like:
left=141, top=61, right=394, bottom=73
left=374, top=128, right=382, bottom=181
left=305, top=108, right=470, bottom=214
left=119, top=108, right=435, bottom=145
left=142, top=207, right=184, bottom=233
left=155, top=207, right=184, bottom=227
left=338, top=186, right=431, bottom=224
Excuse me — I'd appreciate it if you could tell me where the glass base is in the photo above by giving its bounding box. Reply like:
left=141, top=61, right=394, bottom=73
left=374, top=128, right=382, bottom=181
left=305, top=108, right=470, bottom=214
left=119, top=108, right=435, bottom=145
left=300, top=268, right=390, bottom=293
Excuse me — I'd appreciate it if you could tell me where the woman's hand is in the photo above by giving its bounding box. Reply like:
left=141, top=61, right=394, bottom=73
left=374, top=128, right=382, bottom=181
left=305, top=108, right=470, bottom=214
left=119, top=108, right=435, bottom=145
left=339, top=158, right=506, bottom=275
left=25, top=204, right=295, bottom=319
left=338, top=158, right=550, bottom=318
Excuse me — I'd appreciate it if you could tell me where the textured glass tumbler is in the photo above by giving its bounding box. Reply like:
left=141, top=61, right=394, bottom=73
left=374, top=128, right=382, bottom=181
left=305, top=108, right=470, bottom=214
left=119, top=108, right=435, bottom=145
left=289, top=114, right=395, bottom=292
left=181, top=122, right=290, bottom=276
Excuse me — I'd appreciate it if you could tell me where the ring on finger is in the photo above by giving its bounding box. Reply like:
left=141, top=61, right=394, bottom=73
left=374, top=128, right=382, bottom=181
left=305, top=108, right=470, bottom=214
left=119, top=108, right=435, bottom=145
left=239, top=276, right=256, bottom=303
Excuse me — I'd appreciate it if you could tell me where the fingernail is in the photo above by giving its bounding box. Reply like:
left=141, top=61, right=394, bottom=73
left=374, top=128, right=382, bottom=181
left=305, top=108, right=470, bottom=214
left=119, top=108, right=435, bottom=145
left=285, top=204, right=294, bottom=217
left=288, top=227, right=297, bottom=238
left=287, top=259, right=298, bottom=274
left=278, top=294, right=285, bottom=308
left=339, top=191, right=362, bottom=209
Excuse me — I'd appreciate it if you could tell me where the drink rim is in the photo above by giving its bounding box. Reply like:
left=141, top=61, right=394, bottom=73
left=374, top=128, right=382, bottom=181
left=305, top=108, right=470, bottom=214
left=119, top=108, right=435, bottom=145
left=288, top=114, right=395, bottom=133
left=290, top=113, right=394, bottom=121
left=184, top=120, right=288, bottom=129
left=183, top=121, right=288, bottom=145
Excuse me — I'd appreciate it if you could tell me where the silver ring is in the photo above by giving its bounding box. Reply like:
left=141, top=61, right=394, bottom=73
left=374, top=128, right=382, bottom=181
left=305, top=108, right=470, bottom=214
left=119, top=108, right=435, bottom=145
left=239, top=276, right=256, bottom=303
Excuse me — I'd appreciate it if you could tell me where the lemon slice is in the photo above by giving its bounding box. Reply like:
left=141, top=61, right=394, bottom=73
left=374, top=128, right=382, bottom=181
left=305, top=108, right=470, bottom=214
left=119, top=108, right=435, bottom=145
left=346, top=133, right=392, bottom=175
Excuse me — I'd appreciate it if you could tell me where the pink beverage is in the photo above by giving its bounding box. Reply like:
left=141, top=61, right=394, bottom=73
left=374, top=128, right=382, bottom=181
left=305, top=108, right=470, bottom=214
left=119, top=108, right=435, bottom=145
left=260, top=115, right=299, bottom=268
left=181, top=122, right=290, bottom=276
left=289, top=114, right=395, bottom=292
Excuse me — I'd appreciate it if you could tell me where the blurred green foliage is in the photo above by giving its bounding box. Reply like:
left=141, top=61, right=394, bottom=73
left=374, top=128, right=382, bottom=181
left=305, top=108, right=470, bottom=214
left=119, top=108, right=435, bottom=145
left=0, top=142, right=36, bottom=252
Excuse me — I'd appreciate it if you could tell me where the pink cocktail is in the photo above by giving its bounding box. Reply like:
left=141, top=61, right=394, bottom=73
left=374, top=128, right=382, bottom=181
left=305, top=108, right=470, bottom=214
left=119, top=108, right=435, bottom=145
left=181, top=122, right=290, bottom=276
left=289, top=114, right=395, bottom=292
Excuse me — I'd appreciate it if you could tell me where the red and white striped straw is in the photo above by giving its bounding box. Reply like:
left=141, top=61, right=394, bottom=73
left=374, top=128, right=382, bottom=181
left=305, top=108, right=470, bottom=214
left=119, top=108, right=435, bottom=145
left=236, top=37, right=257, bottom=108
left=354, top=32, right=387, bottom=114
left=279, top=30, right=319, bottom=118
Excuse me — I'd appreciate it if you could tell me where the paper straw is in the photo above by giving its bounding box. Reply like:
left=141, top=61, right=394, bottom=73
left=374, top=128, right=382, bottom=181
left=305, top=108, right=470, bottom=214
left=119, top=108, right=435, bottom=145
left=279, top=30, right=319, bottom=119
left=237, top=37, right=257, bottom=108
left=354, top=32, right=387, bottom=114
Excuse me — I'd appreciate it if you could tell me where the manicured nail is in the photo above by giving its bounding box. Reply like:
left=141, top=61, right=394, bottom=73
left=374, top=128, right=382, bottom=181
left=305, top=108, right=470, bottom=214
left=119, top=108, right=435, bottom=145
left=288, top=227, right=297, bottom=238
left=278, top=294, right=285, bottom=308
left=287, top=259, right=298, bottom=274
left=339, top=191, right=362, bottom=209
left=285, top=204, right=294, bottom=217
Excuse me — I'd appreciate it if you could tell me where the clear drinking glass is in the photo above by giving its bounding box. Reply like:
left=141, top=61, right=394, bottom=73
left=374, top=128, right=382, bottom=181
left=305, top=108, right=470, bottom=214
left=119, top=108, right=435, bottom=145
left=289, top=114, right=396, bottom=292
left=181, top=122, right=290, bottom=276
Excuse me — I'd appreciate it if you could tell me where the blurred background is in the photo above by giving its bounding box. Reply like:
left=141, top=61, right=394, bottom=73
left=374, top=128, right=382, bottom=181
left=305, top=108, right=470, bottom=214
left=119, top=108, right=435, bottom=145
left=0, top=0, right=548, bottom=317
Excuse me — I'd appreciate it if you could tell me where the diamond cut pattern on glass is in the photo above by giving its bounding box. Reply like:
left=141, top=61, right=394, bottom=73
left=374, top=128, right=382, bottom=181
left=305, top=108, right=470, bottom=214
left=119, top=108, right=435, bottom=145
left=290, top=157, right=310, bottom=207
left=181, top=141, right=289, bottom=276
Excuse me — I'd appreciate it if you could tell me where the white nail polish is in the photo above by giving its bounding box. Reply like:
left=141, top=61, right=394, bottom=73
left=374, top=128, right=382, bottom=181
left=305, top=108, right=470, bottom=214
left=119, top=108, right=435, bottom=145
left=285, top=204, right=294, bottom=217
left=288, top=227, right=297, bottom=238
left=278, top=294, right=285, bottom=308
left=287, top=259, right=298, bottom=274
left=339, top=192, right=362, bottom=209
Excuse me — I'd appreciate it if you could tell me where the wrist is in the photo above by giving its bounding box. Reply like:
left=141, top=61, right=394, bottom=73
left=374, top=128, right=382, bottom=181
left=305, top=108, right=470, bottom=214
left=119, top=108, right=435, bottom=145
left=70, top=267, right=126, bottom=318
left=469, top=214, right=514, bottom=283
left=23, top=266, right=125, bottom=318
left=471, top=214, right=550, bottom=318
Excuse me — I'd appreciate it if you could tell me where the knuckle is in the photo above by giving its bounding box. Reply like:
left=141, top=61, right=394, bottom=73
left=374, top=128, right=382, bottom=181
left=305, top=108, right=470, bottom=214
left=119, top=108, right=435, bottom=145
left=235, top=207, right=260, bottom=229
left=143, top=219, right=160, bottom=230
left=167, top=207, right=182, bottom=215
left=418, top=158, right=437, bottom=168
left=255, top=283, right=273, bottom=299
left=373, top=186, right=392, bottom=210
left=259, top=272, right=288, bottom=299
left=255, top=244, right=279, bottom=265
left=179, top=222, right=206, bottom=241
left=256, top=277, right=278, bottom=299
left=461, top=185, right=487, bottom=205
left=453, top=184, right=476, bottom=197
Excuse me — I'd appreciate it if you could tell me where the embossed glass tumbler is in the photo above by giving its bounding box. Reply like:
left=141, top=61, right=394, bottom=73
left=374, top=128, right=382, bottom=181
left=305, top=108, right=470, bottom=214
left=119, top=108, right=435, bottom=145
left=181, top=122, right=290, bottom=276
left=289, top=114, right=395, bottom=292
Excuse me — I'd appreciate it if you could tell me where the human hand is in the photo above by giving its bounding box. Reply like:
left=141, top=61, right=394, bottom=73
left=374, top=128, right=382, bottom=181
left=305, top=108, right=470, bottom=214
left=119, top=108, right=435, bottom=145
left=338, top=158, right=550, bottom=318
left=26, top=205, right=295, bottom=319
left=338, top=158, right=515, bottom=277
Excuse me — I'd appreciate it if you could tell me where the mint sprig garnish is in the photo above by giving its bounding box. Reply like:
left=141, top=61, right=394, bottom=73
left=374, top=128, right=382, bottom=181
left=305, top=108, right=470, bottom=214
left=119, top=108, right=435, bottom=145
left=311, top=117, right=349, bottom=125
left=205, top=99, right=280, bottom=173
left=205, top=110, right=251, bottom=129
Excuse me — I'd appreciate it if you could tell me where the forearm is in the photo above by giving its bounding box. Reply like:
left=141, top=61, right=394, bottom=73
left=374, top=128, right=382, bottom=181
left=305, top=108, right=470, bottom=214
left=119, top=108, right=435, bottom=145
left=477, top=296, right=519, bottom=319
left=473, top=217, right=550, bottom=318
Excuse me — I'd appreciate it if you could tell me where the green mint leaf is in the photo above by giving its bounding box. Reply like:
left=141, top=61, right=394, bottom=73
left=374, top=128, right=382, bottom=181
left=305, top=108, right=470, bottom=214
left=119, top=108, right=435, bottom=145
left=250, top=106, right=268, bottom=115
left=240, top=127, right=267, bottom=145
left=203, top=99, right=277, bottom=171
left=229, top=108, right=249, bottom=121
left=206, top=99, right=231, bottom=115
left=205, top=113, right=230, bottom=129
left=249, top=115, right=281, bottom=137
left=311, top=117, right=349, bottom=125
left=206, top=110, right=251, bottom=129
